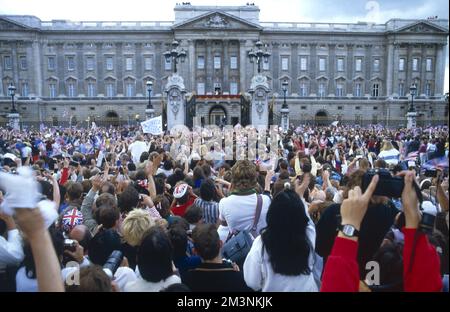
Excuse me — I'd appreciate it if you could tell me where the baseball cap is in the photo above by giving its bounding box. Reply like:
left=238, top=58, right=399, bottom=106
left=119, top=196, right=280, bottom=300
left=173, top=183, right=188, bottom=199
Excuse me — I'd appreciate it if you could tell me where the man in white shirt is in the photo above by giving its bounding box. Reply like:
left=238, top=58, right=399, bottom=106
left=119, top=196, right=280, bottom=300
left=128, top=135, right=149, bottom=165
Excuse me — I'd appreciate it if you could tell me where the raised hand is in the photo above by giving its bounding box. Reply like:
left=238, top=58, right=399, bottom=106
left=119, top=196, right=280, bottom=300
left=340, top=174, right=379, bottom=231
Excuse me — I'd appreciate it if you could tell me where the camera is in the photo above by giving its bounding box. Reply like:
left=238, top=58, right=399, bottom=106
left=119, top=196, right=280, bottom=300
left=103, top=250, right=124, bottom=279
left=64, top=239, right=77, bottom=252
left=424, top=169, right=437, bottom=178
left=362, top=168, right=422, bottom=200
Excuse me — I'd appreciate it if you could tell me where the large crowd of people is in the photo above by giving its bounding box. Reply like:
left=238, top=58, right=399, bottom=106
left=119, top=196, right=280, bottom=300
left=0, top=122, right=448, bottom=292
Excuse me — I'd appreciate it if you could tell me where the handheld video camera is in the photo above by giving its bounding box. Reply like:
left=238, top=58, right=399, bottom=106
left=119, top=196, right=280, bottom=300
left=362, top=168, right=422, bottom=200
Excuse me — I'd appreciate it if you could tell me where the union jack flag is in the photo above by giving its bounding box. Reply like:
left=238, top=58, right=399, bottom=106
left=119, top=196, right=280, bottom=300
left=404, top=151, right=419, bottom=161
left=62, top=208, right=83, bottom=233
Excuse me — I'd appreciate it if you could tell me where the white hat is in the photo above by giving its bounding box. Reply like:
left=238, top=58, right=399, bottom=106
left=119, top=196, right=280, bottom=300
left=3, top=153, right=18, bottom=161
left=173, top=183, right=189, bottom=199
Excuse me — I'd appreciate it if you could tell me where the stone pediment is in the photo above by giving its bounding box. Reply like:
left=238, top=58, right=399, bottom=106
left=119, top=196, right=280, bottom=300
left=0, top=17, right=34, bottom=31
left=172, top=11, right=262, bottom=31
left=395, top=21, right=448, bottom=34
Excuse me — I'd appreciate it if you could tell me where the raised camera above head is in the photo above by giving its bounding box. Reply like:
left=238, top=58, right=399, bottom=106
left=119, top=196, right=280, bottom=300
left=362, top=168, right=422, bottom=201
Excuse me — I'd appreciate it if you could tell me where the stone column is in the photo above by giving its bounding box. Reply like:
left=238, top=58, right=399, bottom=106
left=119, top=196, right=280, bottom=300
left=309, top=43, right=317, bottom=95
left=392, top=43, right=400, bottom=95
left=419, top=44, right=427, bottom=96
left=346, top=43, right=354, bottom=96
left=405, top=44, right=413, bottom=91
left=386, top=42, right=394, bottom=96
left=328, top=43, right=336, bottom=96
left=76, top=43, right=84, bottom=96
left=11, top=41, right=19, bottom=87
left=96, top=43, right=104, bottom=95
left=154, top=42, right=162, bottom=93
left=239, top=39, right=247, bottom=92
left=434, top=43, right=445, bottom=96
left=32, top=41, right=44, bottom=97
left=364, top=44, right=372, bottom=96
left=135, top=42, right=143, bottom=95
left=271, top=42, right=280, bottom=91
left=56, top=43, right=65, bottom=96
left=290, top=43, right=299, bottom=94
left=188, top=39, right=195, bottom=92
left=206, top=40, right=213, bottom=93
left=223, top=40, right=229, bottom=93
left=115, top=43, right=123, bottom=95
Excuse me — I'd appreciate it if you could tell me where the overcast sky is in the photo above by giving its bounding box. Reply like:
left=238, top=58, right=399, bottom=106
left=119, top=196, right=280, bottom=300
left=0, top=0, right=448, bottom=91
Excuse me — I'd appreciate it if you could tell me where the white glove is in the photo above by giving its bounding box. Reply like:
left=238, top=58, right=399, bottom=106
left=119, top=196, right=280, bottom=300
left=0, top=166, right=42, bottom=215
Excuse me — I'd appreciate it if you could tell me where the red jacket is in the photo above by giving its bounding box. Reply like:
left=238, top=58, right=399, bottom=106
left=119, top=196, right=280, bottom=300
left=171, top=195, right=196, bottom=217
left=321, top=228, right=443, bottom=292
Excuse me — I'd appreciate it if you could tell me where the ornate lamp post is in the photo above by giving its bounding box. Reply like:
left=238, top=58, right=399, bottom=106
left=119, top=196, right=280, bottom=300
left=408, top=83, right=417, bottom=112
left=247, top=40, right=271, bottom=74
left=406, top=83, right=418, bottom=129
left=280, top=80, right=290, bottom=133
left=8, top=84, right=17, bottom=113
left=146, top=80, right=154, bottom=119
left=163, top=40, right=187, bottom=74
left=7, top=83, right=20, bottom=130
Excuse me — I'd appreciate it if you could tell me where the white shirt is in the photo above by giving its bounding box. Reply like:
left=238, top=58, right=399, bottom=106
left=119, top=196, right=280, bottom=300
left=21, top=146, right=32, bottom=158
left=0, top=229, right=24, bottom=269
left=378, top=148, right=400, bottom=165
left=128, top=141, right=149, bottom=164
left=243, top=232, right=318, bottom=292
left=219, top=193, right=271, bottom=235
left=124, top=274, right=181, bottom=292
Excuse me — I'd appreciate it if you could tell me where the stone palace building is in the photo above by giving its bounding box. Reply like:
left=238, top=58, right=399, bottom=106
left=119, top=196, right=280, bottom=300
left=0, top=3, right=448, bottom=128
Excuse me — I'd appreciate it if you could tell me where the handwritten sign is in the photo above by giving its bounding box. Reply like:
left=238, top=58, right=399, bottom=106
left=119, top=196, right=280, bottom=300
left=141, top=116, right=163, bottom=135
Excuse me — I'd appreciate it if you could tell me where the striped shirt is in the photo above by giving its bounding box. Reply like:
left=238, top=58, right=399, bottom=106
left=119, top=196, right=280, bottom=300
left=194, top=198, right=219, bottom=225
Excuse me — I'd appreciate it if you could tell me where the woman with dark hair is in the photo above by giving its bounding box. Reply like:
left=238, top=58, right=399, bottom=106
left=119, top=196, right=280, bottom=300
left=124, top=227, right=180, bottom=291
left=192, top=166, right=205, bottom=190
left=243, top=189, right=318, bottom=292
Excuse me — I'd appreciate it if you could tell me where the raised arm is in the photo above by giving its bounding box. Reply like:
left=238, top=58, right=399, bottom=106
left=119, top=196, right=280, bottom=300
left=81, top=175, right=103, bottom=234
left=321, top=175, right=379, bottom=292
left=400, top=170, right=443, bottom=292
left=15, top=208, right=64, bottom=292
left=145, top=161, right=157, bottom=199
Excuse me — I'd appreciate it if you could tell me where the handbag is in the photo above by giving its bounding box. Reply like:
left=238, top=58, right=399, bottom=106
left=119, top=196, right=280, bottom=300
left=222, top=194, right=263, bottom=265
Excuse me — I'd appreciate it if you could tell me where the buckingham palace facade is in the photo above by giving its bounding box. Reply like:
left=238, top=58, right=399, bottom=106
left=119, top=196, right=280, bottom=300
left=0, top=3, right=448, bottom=127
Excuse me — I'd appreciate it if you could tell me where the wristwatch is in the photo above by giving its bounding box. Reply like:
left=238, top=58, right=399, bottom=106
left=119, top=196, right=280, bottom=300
left=339, top=224, right=360, bottom=238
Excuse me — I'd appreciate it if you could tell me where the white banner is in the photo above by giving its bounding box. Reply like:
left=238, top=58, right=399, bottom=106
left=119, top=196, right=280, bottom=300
left=141, top=116, right=163, bottom=135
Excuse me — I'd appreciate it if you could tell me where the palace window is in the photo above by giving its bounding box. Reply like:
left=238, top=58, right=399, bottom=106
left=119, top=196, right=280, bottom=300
left=319, top=57, right=326, bottom=71
left=300, top=57, right=307, bottom=71
left=197, top=56, right=205, bottom=69
left=230, top=56, right=238, bottom=69
left=399, top=58, right=405, bottom=71
left=214, top=56, right=221, bottom=69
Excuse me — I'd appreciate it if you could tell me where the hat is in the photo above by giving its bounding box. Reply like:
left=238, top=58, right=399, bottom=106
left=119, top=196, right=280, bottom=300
left=3, top=153, right=18, bottom=162
left=173, top=183, right=188, bottom=199
left=61, top=208, right=83, bottom=233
